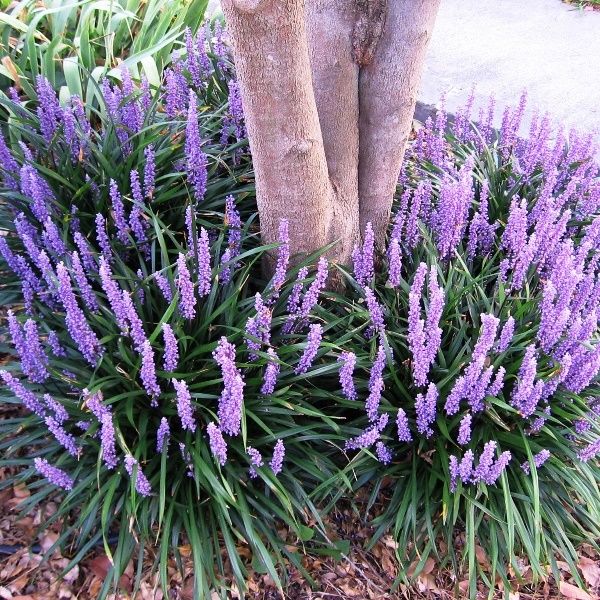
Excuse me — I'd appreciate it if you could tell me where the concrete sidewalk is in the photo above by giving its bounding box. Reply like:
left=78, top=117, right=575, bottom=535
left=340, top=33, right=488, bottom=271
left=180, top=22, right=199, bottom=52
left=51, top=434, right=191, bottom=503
left=421, top=0, right=600, bottom=136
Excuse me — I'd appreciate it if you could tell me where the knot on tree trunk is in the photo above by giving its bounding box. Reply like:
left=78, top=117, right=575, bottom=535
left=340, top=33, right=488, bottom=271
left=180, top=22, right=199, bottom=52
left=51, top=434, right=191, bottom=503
left=352, top=0, right=388, bottom=66
left=287, top=138, right=316, bottom=156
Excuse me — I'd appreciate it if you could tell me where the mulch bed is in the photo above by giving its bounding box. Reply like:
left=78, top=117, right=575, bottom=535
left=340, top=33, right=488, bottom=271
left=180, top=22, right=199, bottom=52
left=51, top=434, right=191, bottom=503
left=1, top=448, right=599, bottom=600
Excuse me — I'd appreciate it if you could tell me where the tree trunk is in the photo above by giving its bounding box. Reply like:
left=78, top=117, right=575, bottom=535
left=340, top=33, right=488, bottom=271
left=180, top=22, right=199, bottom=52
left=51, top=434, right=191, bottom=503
left=221, top=0, right=440, bottom=267
left=358, top=0, right=441, bottom=247
left=220, top=0, right=335, bottom=261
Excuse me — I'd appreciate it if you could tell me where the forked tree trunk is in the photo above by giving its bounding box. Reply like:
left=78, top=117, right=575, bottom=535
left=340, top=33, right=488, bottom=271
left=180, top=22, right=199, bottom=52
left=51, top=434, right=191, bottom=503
left=221, top=0, right=440, bottom=266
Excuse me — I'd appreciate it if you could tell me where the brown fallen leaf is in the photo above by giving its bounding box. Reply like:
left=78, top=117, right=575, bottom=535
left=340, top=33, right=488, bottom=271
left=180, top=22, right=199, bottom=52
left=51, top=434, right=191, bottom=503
left=559, top=581, right=593, bottom=600
left=579, top=557, right=600, bottom=588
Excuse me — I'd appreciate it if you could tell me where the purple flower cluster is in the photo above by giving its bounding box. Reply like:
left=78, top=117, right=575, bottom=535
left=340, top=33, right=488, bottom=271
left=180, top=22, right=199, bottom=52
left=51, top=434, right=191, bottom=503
left=295, top=323, right=323, bottom=374
left=177, top=253, right=196, bottom=320
left=100, top=412, right=118, bottom=470
left=7, top=311, right=49, bottom=383
left=156, top=417, right=170, bottom=452
left=415, top=382, right=438, bottom=438
left=247, top=446, right=263, bottom=478
left=34, top=457, right=73, bottom=491
left=363, top=288, right=385, bottom=338
left=173, top=378, right=195, bottom=432
left=396, top=408, right=412, bottom=442
left=140, top=340, right=161, bottom=401
left=124, top=455, right=152, bottom=497
left=162, top=324, right=179, bottom=372
left=408, top=263, right=444, bottom=387
left=521, top=449, right=551, bottom=474
left=221, top=196, right=242, bottom=283
left=261, top=348, right=280, bottom=395
left=185, top=92, right=208, bottom=202
left=0, top=371, right=45, bottom=416
left=245, top=293, right=272, bottom=360
left=56, top=262, right=103, bottom=365
left=445, top=314, right=503, bottom=415
left=345, top=414, right=389, bottom=451
left=270, top=439, right=285, bottom=476
left=431, top=159, right=474, bottom=260
left=375, top=441, right=392, bottom=465
left=352, top=222, right=375, bottom=286
left=449, top=442, right=512, bottom=491
left=365, top=344, right=386, bottom=422
left=338, top=351, right=357, bottom=401
left=221, top=80, right=246, bottom=146
left=213, top=337, right=245, bottom=436
left=511, top=345, right=543, bottom=418
left=207, top=422, right=227, bottom=466
left=271, top=219, right=290, bottom=295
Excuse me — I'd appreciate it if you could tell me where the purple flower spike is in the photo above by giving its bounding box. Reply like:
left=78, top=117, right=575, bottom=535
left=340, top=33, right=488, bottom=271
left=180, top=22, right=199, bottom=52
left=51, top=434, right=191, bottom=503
left=345, top=414, right=388, bottom=451
left=140, top=340, right=161, bottom=401
left=408, top=264, right=444, bottom=387
left=47, top=331, right=66, bottom=357
left=185, top=91, right=208, bottom=202
left=173, top=378, right=196, bottom=432
left=33, top=458, right=73, bottom=491
left=449, top=456, right=460, bottom=492
left=296, top=258, right=328, bottom=322
left=415, top=382, right=438, bottom=438
left=213, top=337, right=245, bottom=436
left=71, top=251, right=99, bottom=312
left=143, top=145, right=156, bottom=199
left=353, top=222, right=375, bottom=286
left=511, top=345, right=541, bottom=418
left=366, top=345, right=386, bottom=422
left=99, top=256, right=128, bottom=332
left=521, top=449, right=550, bottom=474
left=110, top=179, right=129, bottom=244
left=162, top=324, right=179, bottom=372
left=270, top=439, right=285, bottom=476
left=578, top=439, right=600, bottom=462
left=247, top=446, right=263, bottom=478
left=123, top=454, right=152, bottom=497
left=177, top=252, right=196, bottom=320
left=124, top=455, right=152, bottom=497
left=364, top=288, right=385, bottom=338
left=457, top=413, right=472, bottom=445
left=496, top=317, right=515, bottom=353
left=36, top=76, right=61, bottom=142
left=1, top=370, right=46, bottom=416
left=197, top=227, right=212, bottom=297
left=207, top=422, right=227, bottom=466
left=156, top=417, right=170, bottom=452
left=396, top=408, right=412, bottom=442
left=387, top=237, right=402, bottom=287
left=155, top=273, right=173, bottom=303
left=338, top=351, right=357, bottom=401
left=245, top=293, right=272, bottom=360
left=261, top=348, right=280, bottom=396
left=95, top=214, right=112, bottom=262
left=295, top=323, right=323, bottom=374
left=271, top=219, right=290, bottom=294
left=375, top=441, right=393, bottom=465
left=56, top=262, right=103, bottom=366
left=100, top=412, right=118, bottom=470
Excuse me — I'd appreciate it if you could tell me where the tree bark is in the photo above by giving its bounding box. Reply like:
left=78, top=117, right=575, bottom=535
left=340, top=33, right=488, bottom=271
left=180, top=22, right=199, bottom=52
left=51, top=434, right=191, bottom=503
left=305, top=0, right=360, bottom=266
left=220, top=0, right=335, bottom=261
left=357, top=0, right=440, bottom=247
